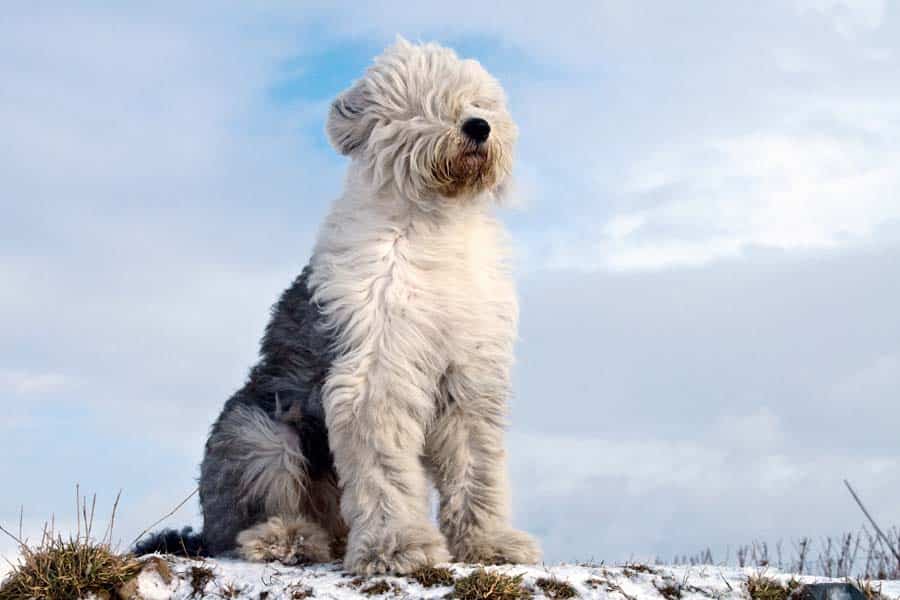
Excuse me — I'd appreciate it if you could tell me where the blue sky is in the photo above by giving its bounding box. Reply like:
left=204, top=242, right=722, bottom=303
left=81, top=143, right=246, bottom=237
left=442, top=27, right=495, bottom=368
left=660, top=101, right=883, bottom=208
left=2, top=1, right=900, bottom=567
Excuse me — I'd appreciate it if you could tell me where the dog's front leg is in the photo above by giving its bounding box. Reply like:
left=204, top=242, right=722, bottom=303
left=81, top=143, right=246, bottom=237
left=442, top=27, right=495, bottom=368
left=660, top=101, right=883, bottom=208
left=324, top=358, right=450, bottom=575
left=426, top=364, right=542, bottom=565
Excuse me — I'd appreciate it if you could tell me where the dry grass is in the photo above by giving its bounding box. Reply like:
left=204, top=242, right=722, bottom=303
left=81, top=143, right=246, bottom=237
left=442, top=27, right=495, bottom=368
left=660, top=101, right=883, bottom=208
left=654, top=580, right=682, bottom=600
left=584, top=577, right=606, bottom=589
left=745, top=574, right=801, bottom=600
left=623, top=564, right=657, bottom=576
left=217, top=580, right=247, bottom=598
left=603, top=581, right=637, bottom=600
left=535, top=576, right=578, bottom=598
left=360, top=579, right=394, bottom=596
left=855, top=579, right=885, bottom=600
left=0, top=490, right=143, bottom=600
left=288, top=583, right=314, bottom=599
left=411, top=565, right=456, bottom=587
left=672, top=525, right=900, bottom=579
left=0, top=536, right=141, bottom=600
left=453, top=569, right=531, bottom=600
left=188, top=563, right=216, bottom=597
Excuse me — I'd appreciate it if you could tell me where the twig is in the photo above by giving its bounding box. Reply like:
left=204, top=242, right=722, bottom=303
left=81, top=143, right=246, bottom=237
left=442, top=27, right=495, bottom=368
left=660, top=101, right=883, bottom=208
left=75, top=483, right=81, bottom=541
left=85, top=493, right=97, bottom=541
left=0, top=523, right=28, bottom=549
left=717, top=570, right=733, bottom=592
left=41, top=519, right=51, bottom=546
left=844, top=479, right=900, bottom=564
left=104, top=489, right=122, bottom=546
left=2, top=555, right=19, bottom=571
left=48, top=514, right=56, bottom=544
left=0, top=525, right=32, bottom=564
left=130, top=488, right=199, bottom=548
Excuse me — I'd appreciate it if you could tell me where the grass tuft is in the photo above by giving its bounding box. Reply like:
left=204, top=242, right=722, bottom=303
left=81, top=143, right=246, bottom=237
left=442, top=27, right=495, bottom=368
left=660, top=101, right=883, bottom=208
left=654, top=580, right=682, bottom=600
left=360, top=579, right=393, bottom=596
left=288, top=583, right=314, bottom=599
left=188, top=563, right=216, bottom=597
left=0, top=532, right=142, bottom=600
left=605, top=581, right=637, bottom=600
left=0, top=490, right=142, bottom=600
left=623, top=564, right=657, bottom=576
left=536, top=576, right=578, bottom=598
left=853, top=580, right=884, bottom=600
left=745, top=574, right=801, bottom=600
left=453, top=569, right=531, bottom=600
left=217, top=580, right=246, bottom=598
left=411, top=565, right=456, bottom=587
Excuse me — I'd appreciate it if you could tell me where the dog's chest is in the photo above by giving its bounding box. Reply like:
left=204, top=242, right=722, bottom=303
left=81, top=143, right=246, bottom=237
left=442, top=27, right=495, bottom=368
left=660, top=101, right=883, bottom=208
left=311, top=201, right=517, bottom=371
left=395, top=216, right=515, bottom=359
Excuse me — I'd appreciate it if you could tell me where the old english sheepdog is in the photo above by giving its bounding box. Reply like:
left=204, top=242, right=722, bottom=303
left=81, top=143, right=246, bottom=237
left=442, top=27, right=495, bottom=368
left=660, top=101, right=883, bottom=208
left=135, top=37, right=541, bottom=575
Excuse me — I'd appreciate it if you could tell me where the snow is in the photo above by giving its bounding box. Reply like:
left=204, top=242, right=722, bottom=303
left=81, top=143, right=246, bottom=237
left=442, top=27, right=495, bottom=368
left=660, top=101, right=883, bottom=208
left=126, top=557, right=900, bottom=599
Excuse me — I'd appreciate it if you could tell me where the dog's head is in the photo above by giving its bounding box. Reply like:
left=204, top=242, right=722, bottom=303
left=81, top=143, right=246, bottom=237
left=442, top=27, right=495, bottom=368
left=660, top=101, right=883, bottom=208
left=326, top=37, right=516, bottom=204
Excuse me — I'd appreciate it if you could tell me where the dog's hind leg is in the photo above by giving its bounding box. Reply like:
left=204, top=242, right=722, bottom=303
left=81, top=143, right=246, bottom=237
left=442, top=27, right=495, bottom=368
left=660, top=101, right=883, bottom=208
left=236, top=514, right=332, bottom=564
left=200, top=402, right=334, bottom=562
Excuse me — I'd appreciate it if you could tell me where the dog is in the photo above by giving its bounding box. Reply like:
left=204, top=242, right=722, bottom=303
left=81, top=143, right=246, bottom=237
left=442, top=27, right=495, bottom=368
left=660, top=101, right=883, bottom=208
left=135, top=37, right=541, bottom=575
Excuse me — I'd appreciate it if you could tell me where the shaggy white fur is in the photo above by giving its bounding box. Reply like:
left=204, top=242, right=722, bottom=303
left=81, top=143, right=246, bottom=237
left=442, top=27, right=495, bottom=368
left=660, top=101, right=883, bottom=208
left=233, top=37, right=541, bottom=575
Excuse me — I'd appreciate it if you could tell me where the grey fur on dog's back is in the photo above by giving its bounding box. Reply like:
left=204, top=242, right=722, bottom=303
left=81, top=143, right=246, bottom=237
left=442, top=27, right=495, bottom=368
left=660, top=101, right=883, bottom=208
left=135, top=267, right=339, bottom=556
left=199, top=266, right=339, bottom=554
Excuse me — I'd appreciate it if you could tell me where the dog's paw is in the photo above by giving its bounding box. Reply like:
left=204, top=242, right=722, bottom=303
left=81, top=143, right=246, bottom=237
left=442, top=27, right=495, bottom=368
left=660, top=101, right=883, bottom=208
left=343, top=522, right=450, bottom=575
left=451, top=527, right=542, bottom=565
left=236, top=515, right=333, bottom=565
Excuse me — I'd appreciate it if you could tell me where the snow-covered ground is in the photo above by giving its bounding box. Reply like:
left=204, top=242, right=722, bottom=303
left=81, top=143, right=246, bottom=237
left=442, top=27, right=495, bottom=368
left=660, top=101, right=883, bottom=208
left=125, top=557, right=900, bottom=600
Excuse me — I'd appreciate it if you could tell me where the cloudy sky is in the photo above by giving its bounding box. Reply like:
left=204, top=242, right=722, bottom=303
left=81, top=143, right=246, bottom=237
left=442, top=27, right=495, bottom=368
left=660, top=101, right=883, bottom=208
left=2, top=1, right=899, bottom=568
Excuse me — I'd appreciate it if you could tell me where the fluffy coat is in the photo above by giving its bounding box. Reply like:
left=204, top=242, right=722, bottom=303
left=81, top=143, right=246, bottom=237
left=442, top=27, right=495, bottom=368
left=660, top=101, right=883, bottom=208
left=134, top=37, right=540, bottom=575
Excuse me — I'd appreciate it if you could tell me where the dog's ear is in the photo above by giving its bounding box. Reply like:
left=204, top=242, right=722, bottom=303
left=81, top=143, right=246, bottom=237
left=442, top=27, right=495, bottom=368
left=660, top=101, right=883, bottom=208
left=326, top=82, right=375, bottom=156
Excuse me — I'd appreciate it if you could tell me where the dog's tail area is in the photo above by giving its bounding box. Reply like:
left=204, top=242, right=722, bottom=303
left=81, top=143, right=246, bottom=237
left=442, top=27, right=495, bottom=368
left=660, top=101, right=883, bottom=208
left=132, top=526, right=207, bottom=557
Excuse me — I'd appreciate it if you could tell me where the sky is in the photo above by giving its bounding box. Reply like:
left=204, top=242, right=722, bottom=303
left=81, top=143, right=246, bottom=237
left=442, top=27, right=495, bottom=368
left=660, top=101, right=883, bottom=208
left=2, top=1, right=900, bottom=568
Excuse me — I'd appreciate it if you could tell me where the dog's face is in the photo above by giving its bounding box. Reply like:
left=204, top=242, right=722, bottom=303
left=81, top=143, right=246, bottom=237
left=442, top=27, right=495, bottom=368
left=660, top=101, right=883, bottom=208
left=326, top=38, right=517, bottom=202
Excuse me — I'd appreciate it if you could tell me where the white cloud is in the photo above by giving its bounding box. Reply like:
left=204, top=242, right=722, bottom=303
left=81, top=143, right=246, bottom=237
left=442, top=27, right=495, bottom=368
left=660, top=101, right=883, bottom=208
left=795, top=0, right=886, bottom=38
left=522, top=91, right=900, bottom=271
left=622, top=128, right=900, bottom=252
left=0, top=370, right=72, bottom=395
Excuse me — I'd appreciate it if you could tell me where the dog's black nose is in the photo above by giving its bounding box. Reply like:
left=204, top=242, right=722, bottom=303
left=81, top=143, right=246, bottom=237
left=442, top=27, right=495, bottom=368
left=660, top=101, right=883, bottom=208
left=461, top=117, right=491, bottom=143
